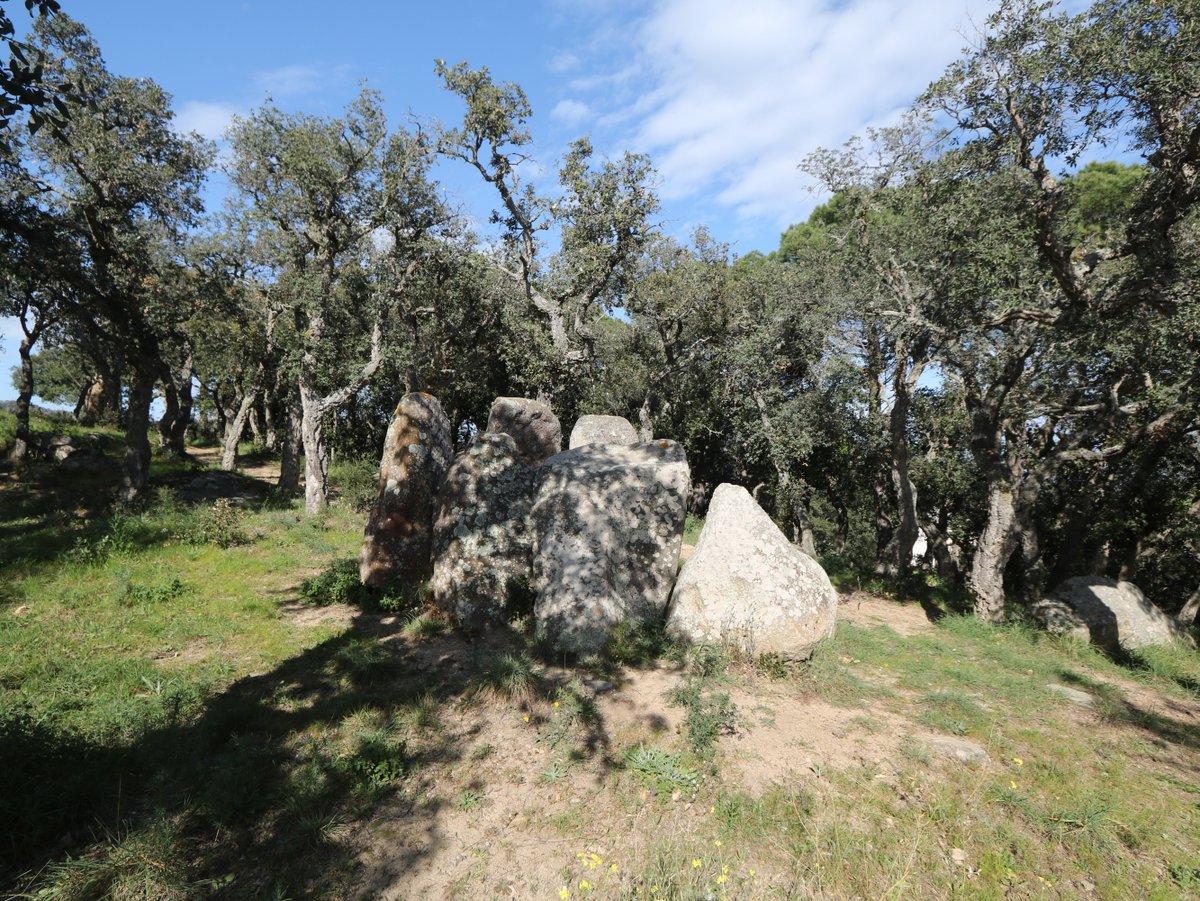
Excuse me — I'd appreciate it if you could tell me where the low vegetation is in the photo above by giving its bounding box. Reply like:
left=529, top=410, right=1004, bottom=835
left=2, top=436, right=1198, bottom=898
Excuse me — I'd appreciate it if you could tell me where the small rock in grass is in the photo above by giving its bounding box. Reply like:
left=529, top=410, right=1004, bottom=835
left=923, top=735, right=988, bottom=764
left=1045, top=682, right=1096, bottom=708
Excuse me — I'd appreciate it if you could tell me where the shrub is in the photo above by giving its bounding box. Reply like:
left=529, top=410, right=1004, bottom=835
left=298, top=558, right=422, bottom=615
left=185, top=498, right=249, bottom=548
left=623, top=744, right=700, bottom=795
left=328, top=458, right=379, bottom=513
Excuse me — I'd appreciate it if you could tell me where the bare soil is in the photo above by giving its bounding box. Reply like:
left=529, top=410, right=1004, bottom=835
left=343, top=593, right=1200, bottom=899
left=186, top=445, right=283, bottom=483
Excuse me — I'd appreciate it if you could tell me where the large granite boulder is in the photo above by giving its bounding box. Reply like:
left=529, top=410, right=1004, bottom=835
left=1033, top=577, right=1191, bottom=652
left=531, top=441, right=690, bottom=654
left=485, top=397, right=561, bottom=465
left=359, top=392, right=453, bottom=589
left=430, top=433, right=537, bottom=628
left=667, top=483, right=837, bottom=659
left=568, top=414, right=639, bottom=449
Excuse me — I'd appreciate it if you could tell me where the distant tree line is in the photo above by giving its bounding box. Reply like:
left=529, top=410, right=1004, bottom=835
left=2, top=0, right=1197, bottom=623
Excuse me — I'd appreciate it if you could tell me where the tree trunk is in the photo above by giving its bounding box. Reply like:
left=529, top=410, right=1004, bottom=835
left=967, top=478, right=1020, bottom=623
left=120, top=366, right=157, bottom=503
left=923, top=511, right=961, bottom=584
left=11, top=331, right=37, bottom=462
left=298, top=375, right=329, bottom=514
left=277, top=389, right=302, bottom=495
left=248, top=404, right=264, bottom=446
left=637, top=395, right=655, bottom=442
left=220, top=390, right=258, bottom=471
left=102, top=362, right=122, bottom=424
left=872, top=477, right=895, bottom=572
left=262, top=396, right=278, bottom=452
left=158, top=379, right=180, bottom=457
left=887, top=349, right=922, bottom=574
left=793, top=494, right=817, bottom=559
left=1176, top=584, right=1200, bottom=626
left=160, top=355, right=194, bottom=458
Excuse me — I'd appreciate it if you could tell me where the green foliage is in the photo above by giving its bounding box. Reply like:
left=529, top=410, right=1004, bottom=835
left=327, top=458, right=379, bottom=513
left=604, top=615, right=678, bottom=668
left=185, top=499, right=249, bottom=549
left=297, top=558, right=420, bottom=615
left=472, top=652, right=539, bottom=702
left=120, top=576, right=187, bottom=607
left=668, top=646, right=738, bottom=756
left=623, top=744, right=700, bottom=796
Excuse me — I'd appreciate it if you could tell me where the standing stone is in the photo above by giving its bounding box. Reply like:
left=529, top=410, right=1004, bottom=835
left=1033, top=577, right=1191, bottom=651
left=667, top=483, right=837, bottom=659
left=430, top=433, right=537, bottom=628
left=485, top=397, right=562, bottom=465
left=359, top=392, right=453, bottom=589
left=531, top=441, right=690, bottom=654
left=568, top=414, right=639, bottom=449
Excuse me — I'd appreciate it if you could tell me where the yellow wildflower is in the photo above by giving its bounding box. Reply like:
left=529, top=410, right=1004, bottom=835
left=579, top=880, right=591, bottom=890
left=1010, top=780, right=1017, bottom=789
left=1013, top=757, right=1024, bottom=767
left=554, top=700, right=561, bottom=708
left=692, top=858, right=702, bottom=869
left=713, top=839, right=723, bottom=847
left=716, top=874, right=728, bottom=885
left=523, top=715, right=530, bottom=723
left=559, top=890, right=570, bottom=900
left=610, top=863, right=619, bottom=873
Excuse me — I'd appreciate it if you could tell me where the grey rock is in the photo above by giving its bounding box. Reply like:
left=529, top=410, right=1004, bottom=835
left=430, top=433, right=537, bottom=628
left=58, top=447, right=119, bottom=477
left=531, top=441, right=690, bottom=654
left=359, top=392, right=454, bottom=589
left=568, top=414, right=639, bottom=449
left=1034, top=576, right=1190, bottom=652
left=1044, top=682, right=1096, bottom=708
left=667, top=483, right=837, bottom=660
left=923, top=735, right=988, bottom=764
left=485, top=397, right=561, bottom=465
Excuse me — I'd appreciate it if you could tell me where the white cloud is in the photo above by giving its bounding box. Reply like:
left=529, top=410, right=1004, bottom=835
left=552, top=99, right=592, bottom=126
left=253, top=64, right=323, bottom=98
left=251, top=63, right=354, bottom=100
left=175, top=100, right=240, bottom=140
left=568, top=0, right=992, bottom=247
left=549, top=51, right=580, bottom=74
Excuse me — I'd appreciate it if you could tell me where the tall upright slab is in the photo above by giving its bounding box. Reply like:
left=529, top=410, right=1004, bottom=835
left=430, top=433, right=537, bottom=627
left=531, top=440, right=690, bottom=654
left=485, top=397, right=562, bottom=465
left=568, top=414, right=639, bottom=449
left=359, top=392, right=453, bottom=588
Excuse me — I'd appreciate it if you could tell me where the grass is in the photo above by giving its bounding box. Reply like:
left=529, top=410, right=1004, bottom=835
left=3, top=439, right=1200, bottom=898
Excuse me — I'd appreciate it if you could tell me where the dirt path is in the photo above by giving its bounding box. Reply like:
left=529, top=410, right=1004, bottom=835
left=186, top=446, right=282, bottom=484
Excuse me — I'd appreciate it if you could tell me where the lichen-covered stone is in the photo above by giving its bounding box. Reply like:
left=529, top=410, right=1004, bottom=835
left=1034, top=577, right=1191, bottom=652
left=359, top=392, right=453, bottom=588
left=430, top=433, right=537, bottom=628
left=568, top=414, right=639, bottom=449
left=485, top=397, right=562, bottom=465
left=667, top=483, right=837, bottom=660
left=531, top=441, right=690, bottom=654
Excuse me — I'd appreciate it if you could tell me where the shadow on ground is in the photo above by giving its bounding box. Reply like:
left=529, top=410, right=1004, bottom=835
left=0, top=608, right=621, bottom=898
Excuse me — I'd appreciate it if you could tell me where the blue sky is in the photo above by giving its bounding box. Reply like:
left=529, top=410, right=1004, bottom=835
left=3, top=0, right=1005, bottom=400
